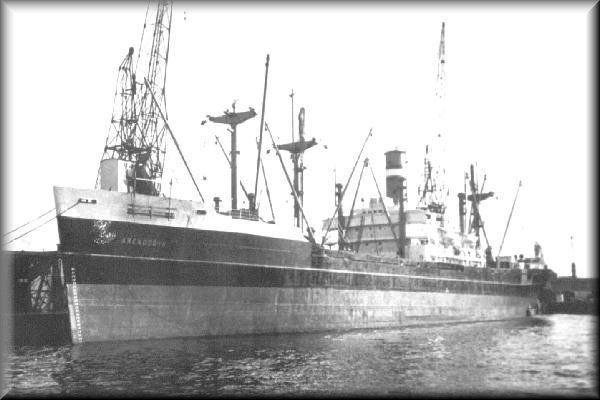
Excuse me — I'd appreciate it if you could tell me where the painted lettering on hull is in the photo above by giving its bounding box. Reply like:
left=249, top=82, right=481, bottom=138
left=120, top=237, right=166, bottom=248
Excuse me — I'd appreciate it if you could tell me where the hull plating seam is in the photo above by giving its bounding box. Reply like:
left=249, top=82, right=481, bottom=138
left=60, top=251, right=529, bottom=287
left=67, top=283, right=537, bottom=342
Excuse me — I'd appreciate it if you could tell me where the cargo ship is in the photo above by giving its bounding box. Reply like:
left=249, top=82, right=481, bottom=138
left=48, top=2, right=550, bottom=343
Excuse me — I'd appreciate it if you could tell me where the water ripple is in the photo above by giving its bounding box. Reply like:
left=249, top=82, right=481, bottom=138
left=7, top=315, right=597, bottom=397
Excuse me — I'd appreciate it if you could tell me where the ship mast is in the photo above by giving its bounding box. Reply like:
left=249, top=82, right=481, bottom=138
left=417, top=22, right=447, bottom=216
left=277, top=107, right=317, bottom=229
left=99, top=1, right=173, bottom=196
left=207, top=103, right=257, bottom=211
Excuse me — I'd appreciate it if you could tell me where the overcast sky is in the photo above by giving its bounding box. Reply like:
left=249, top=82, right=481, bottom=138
left=2, top=1, right=595, bottom=277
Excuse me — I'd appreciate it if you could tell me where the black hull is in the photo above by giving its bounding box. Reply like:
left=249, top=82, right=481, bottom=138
left=57, top=216, right=313, bottom=268
left=62, top=252, right=539, bottom=343
left=53, top=207, right=540, bottom=343
left=60, top=251, right=536, bottom=298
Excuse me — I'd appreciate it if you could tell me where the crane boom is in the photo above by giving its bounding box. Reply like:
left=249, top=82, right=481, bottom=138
left=497, top=181, right=522, bottom=258
left=99, top=1, right=173, bottom=196
left=417, top=22, right=447, bottom=214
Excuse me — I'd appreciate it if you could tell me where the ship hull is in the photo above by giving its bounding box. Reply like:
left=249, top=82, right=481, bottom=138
left=61, top=252, right=538, bottom=343
left=54, top=186, right=540, bottom=343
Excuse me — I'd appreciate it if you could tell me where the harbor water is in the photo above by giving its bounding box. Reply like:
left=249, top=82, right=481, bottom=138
left=6, top=314, right=597, bottom=397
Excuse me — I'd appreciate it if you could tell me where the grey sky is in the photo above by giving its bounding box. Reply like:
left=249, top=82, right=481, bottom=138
left=2, top=2, right=594, bottom=277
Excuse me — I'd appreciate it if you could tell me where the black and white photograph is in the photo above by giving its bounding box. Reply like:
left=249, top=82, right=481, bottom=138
left=1, top=1, right=596, bottom=397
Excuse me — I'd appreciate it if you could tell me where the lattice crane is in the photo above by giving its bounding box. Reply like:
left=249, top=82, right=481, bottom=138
left=97, top=1, right=173, bottom=196
left=417, top=22, right=448, bottom=215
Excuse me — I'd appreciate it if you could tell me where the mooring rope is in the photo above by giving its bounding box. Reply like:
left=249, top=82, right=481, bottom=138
left=2, top=207, right=56, bottom=238
left=3, top=201, right=80, bottom=246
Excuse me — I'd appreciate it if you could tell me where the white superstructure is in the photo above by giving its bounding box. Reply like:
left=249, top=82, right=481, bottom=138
left=322, top=198, right=485, bottom=267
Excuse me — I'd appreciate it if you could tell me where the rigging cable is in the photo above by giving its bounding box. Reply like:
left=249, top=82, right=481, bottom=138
left=135, top=0, right=152, bottom=73
left=261, top=159, right=275, bottom=222
left=321, top=128, right=373, bottom=246
left=253, top=54, right=270, bottom=209
left=343, top=158, right=369, bottom=245
left=215, top=134, right=250, bottom=202
left=265, top=122, right=315, bottom=243
left=368, top=160, right=399, bottom=247
left=3, top=201, right=80, bottom=246
left=256, top=137, right=275, bottom=221
left=2, top=207, right=56, bottom=238
left=496, top=181, right=522, bottom=258
left=144, top=78, right=204, bottom=202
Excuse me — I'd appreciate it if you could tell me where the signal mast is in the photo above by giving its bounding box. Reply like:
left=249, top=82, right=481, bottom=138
left=277, top=107, right=317, bottom=230
left=417, top=22, right=448, bottom=216
left=97, top=1, right=173, bottom=196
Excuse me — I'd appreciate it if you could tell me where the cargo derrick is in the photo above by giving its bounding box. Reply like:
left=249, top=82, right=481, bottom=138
left=418, top=22, right=448, bottom=217
left=252, top=55, right=271, bottom=214
left=497, top=180, right=522, bottom=259
left=98, top=1, right=172, bottom=196
left=266, top=122, right=317, bottom=243
left=333, top=154, right=403, bottom=256
left=368, top=158, right=401, bottom=255
left=321, top=129, right=373, bottom=247
left=341, top=159, right=369, bottom=251
left=335, top=183, right=345, bottom=250
left=465, top=164, right=495, bottom=266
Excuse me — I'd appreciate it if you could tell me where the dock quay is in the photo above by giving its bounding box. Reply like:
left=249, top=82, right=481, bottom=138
left=6, top=250, right=71, bottom=346
left=545, top=277, right=597, bottom=315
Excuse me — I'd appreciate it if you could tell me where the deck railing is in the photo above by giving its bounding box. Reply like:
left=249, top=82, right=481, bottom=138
left=223, top=209, right=259, bottom=221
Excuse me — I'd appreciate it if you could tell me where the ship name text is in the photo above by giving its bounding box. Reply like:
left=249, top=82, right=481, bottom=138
left=120, top=237, right=166, bottom=248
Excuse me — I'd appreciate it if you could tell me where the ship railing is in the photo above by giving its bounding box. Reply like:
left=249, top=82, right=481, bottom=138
left=224, top=209, right=259, bottom=221
left=127, top=203, right=175, bottom=219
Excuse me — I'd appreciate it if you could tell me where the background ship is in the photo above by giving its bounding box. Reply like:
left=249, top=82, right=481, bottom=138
left=16, top=1, right=552, bottom=344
